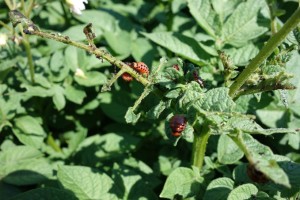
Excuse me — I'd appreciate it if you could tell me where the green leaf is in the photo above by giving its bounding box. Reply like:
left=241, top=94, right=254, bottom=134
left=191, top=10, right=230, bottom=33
left=63, top=24, right=87, bottom=41
left=14, top=115, right=45, bottom=135
left=219, top=116, right=264, bottom=134
left=181, top=124, right=194, bottom=143
left=203, top=177, right=234, bottom=200
left=74, top=133, right=140, bottom=165
left=13, top=116, right=46, bottom=148
left=227, top=184, right=258, bottom=200
left=218, top=135, right=244, bottom=164
left=287, top=52, right=300, bottom=116
left=50, top=50, right=64, bottom=73
left=0, top=182, right=22, bottom=200
left=225, top=43, right=259, bottom=66
left=142, top=32, right=210, bottom=65
left=280, top=129, right=300, bottom=150
left=64, top=46, right=80, bottom=71
left=278, top=161, right=300, bottom=189
left=187, top=0, right=219, bottom=37
left=158, top=66, right=184, bottom=89
left=9, top=188, right=77, bottom=200
left=61, top=129, right=87, bottom=157
left=33, top=74, right=51, bottom=88
left=160, top=167, right=204, bottom=199
left=241, top=133, right=291, bottom=187
left=22, top=85, right=53, bottom=98
left=51, top=85, right=66, bottom=110
left=233, top=164, right=253, bottom=184
left=49, top=50, right=70, bottom=82
left=241, top=133, right=274, bottom=159
left=132, top=37, right=156, bottom=65
left=211, top=0, right=241, bottom=21
left=76, top=98, right=100, bottom=114
left=99, top=91, right=132, bottom=123
left=122, top=158, right=161, bottom=189
left=256, top=159, right=291, bottom=188
left=234, top=161, right=300, bottom=196
left=147, top=100, right=169, bottom=119
left=165, top=88, right=182, bottom=99
left=158, top=155, right=181, bottom=176
left=0, top=92, right=22, bottom=121
left=64, top=46, right=104, bottom=72
left=179, top=82, right=203, bottom=110
left=0, top=57, right=20, bottom=73
left=0, top=146, right=52, bottom=185
left=64, top=85, right=86, bottom=104
left=171, top=0, right=186, bottom=13
left=201, top=87, right=235, bottom=112
left=57, top=165, right=117, bottom=200
left=225, top=116, right=296, bottom=135
left=112, top=164, right=158, bottom=199
left=221, top=0, right=268, bottom=46
left=76, top=10, right=117, bottom=32
left=74, top=71, right=107, bottom=87
left=256, top=108, right=286, bottom=128
left=125, top=107, right=141, bottom=124
left=103, top=30, right=131, bottom=56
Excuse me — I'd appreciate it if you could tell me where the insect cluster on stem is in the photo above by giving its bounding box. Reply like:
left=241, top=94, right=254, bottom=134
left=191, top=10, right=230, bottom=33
left=122, top=62, right=149, bottom=82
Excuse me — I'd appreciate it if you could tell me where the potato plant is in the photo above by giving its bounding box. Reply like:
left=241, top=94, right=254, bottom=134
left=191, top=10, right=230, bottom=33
left=1, top=0, right=300, bottom=199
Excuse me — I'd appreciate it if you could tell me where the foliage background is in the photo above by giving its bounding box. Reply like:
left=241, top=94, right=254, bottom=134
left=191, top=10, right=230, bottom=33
left=0, top=0, right=300, bottom=199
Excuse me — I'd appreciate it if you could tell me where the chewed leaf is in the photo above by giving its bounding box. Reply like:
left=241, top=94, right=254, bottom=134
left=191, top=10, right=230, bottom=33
left=147, top=100, right=170, bottom=119
left=125, top=107, right=141, bottom=124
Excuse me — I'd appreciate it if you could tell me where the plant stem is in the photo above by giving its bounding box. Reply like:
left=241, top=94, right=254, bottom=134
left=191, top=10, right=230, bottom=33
left=234, top=82, right=296, bottom=99
left=131, top=87, right=151, bottom=111
left=191, top=123, right=211, bottom=170
left=267, top=1, right=278, bottom=34
left=101, top=69, right=127, bottom=92
left=30, top=29, right=151, bottom=86
left=229, top=7, right=300, bottom=98
left=22, top=36, right=35, bottom=83
left=60, top=0, right=70, bottom=26
left=25, top=0, right=35, bottom=18
left=0, top=20, right=13, bottom=31
left=47, top=134, right=62, bottom=152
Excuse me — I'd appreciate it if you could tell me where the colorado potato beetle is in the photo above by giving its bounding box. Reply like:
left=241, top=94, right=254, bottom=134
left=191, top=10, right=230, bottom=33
left=122, top=62, right=149, bottom=82
left=169, top=115, right=187, bottom=137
